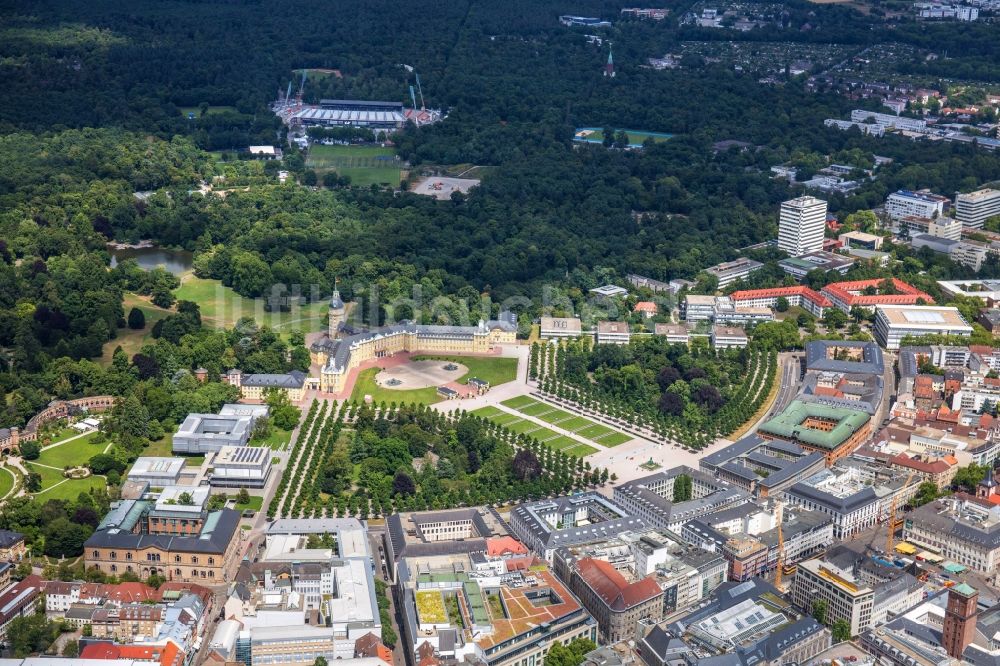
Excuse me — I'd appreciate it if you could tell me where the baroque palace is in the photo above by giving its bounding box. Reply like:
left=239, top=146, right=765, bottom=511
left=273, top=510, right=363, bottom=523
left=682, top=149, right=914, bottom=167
left=309, top=290, right=517, bottom=393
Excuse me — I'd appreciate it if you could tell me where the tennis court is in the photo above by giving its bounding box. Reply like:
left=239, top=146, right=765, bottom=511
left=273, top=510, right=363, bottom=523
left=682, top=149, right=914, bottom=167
left=499, top=397, right=631, bottom=447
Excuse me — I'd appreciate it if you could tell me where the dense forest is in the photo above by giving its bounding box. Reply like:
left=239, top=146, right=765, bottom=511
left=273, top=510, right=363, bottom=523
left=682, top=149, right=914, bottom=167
left=2, top=0, right=1000, bottom=429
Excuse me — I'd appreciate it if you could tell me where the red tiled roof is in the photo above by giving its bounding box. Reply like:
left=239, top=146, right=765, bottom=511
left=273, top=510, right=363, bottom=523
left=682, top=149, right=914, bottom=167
left=81, top=644, right=122, bottom=660
left=730, top=285, right=832, bottom=308
left=107, top=582, right=157, bottom=604
left=81, top=641, right=182, bottom=666
left=821, top=278, right=933, bottom=308
left=633, top=301, right=657, bottom=313
left=486, top=536, right=528, bottom=557
left=814, top=386, right=844, bottom=398
left=889, top=454, right=952, bottom=474
left=156, top=582, right=213, bottom=606
left=575, top=558, right=662, bottom=611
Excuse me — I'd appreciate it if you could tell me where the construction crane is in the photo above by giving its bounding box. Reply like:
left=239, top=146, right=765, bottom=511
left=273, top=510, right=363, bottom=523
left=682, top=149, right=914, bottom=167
left=774, top=500, right=786, bottom=591
left=886, top=469, right=918, bottom=554
left=415, top=72, right=426, bottom=110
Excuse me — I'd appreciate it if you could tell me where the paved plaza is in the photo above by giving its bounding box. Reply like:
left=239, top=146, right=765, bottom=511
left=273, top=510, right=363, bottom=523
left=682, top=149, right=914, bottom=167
left=375, top=360, right=468, bottom=389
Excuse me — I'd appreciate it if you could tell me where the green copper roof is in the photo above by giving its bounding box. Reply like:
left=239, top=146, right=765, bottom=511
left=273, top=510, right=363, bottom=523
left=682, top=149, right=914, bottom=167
left=954, top=583, right=977, bottom=597
left=758, top=400, right=869, bottom=450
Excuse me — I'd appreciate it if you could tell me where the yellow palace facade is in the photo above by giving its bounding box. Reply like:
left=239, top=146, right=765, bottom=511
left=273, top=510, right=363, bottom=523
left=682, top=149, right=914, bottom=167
left=310, top=318, right=517, bottom=394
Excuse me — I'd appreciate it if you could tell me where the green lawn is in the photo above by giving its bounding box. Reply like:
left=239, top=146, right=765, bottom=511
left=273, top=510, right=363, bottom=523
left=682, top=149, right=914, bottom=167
left=306, top=144, right=401, bottom=187
left=41, top=426, right=79, bottom=444
left=306, top=144, right=396, bottom=166
left=101, top=294, right=173, bottom=364
left=498, top=396, right=630, bottom=447
left=411, top=355, right=518, bottom=386
left=0, top=467, right=16, bottom=499
left=179, top=105, right=239, bottom=117
left=470, top=408, right=597, bottom=457
left=26, top=462, right=107, bottom=501
left=520, top=402, right=554, bottom=418
left=350, top=368, right=442, bottom=406
left=142, top=431, right=175, bottom=457
left=502, top=395, right=537, bottom=410
left=234, top=495, right=264, bottom=511
left=250, top=427, right=293, bottom=450
left=472, top=405, right=504, bottom=418
left=594, top=432, right=633, bottom=446
left=37, top=432, right=108, bottom=468
left=173, top=276, right=328, bottom=332
left=294, top=68, right=342, bottom=81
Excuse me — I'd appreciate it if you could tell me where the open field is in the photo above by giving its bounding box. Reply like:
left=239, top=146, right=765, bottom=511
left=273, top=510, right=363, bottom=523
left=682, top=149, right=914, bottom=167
left=142, top=431, right=175, bottom=457
left=574, top=127, right=673, bottom=148
left=178, top=105, right=239, bottom=117
left=411, top=356, right=518, bottom=386
left=471, top=407, right=597, bottom=457
left=232, top=495, right=264, bottom=511
left=410, top=177, right=480, bottom=200
left=306, top=144, right=401, bottom=186
left=807, top=0, right=871, bottom=10
left=101, top=294, right=172, bottom=364
left=294, top=68, right=342, bottom=80
left=500, top=397, right=631, bottom=446
left=26, top=462, right=106, bottom=501
left=37, top=432, right=107, bottom=468
left=350, top=368, right=442, bottom=406
left=250, top=427, right=293, bottom=450
left=173, top=276, right=328, bottom=333
left=0, top=467, right=16, bottom=499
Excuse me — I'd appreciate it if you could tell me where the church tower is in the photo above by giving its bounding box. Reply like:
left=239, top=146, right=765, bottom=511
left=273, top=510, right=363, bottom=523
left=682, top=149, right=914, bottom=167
left=943, top=584, right=978, bottom=659
left=328, top=285, right=346, bottom=338
left=604, top=48, right=615, bottom=77
left=977, top=466, right=997, bottom=501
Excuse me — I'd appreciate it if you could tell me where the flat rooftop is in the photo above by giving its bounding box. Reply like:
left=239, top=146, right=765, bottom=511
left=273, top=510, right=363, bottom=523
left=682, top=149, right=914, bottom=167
left=876, top=305, right=972, bottom=329
left=128, top=457, right=185, bottom=477
left=540, top=317, right=582, bottom=332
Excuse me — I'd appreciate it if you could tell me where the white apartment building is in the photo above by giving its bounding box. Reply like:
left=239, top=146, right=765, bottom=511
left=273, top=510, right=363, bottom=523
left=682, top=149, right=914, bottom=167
left=704, top=258, right=764, bottom=288
left=711, top=326, right=749, bottom=349
left=540, top=317, right=583, bottom=339
left=885, top=190, right=948, bottom=221
left=850, top=110, right=928, bottom=132
left=955, top=188, right=1000, bottom=229
left=683, top=295, right=718, bottom=321
left=596, top=321, right=631, bottom=345
left=778, top=196, right=827, bottom=256
left=792, top=559, right=873, bottom=637
left=874, top=305, right=973, bottom=350
left=899, top=216, right=963, bottom=241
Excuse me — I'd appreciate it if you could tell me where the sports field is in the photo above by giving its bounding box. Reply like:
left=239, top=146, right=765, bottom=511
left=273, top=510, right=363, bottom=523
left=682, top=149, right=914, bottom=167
left=305, top=144, right=401, bottom=186
left=500, top=396, right=632, bottom=446
left=179, top=105, right=238, bottom=118
left=472, top=406, right=597, bottom=457
left=573, top=127, right=673, bottom=149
